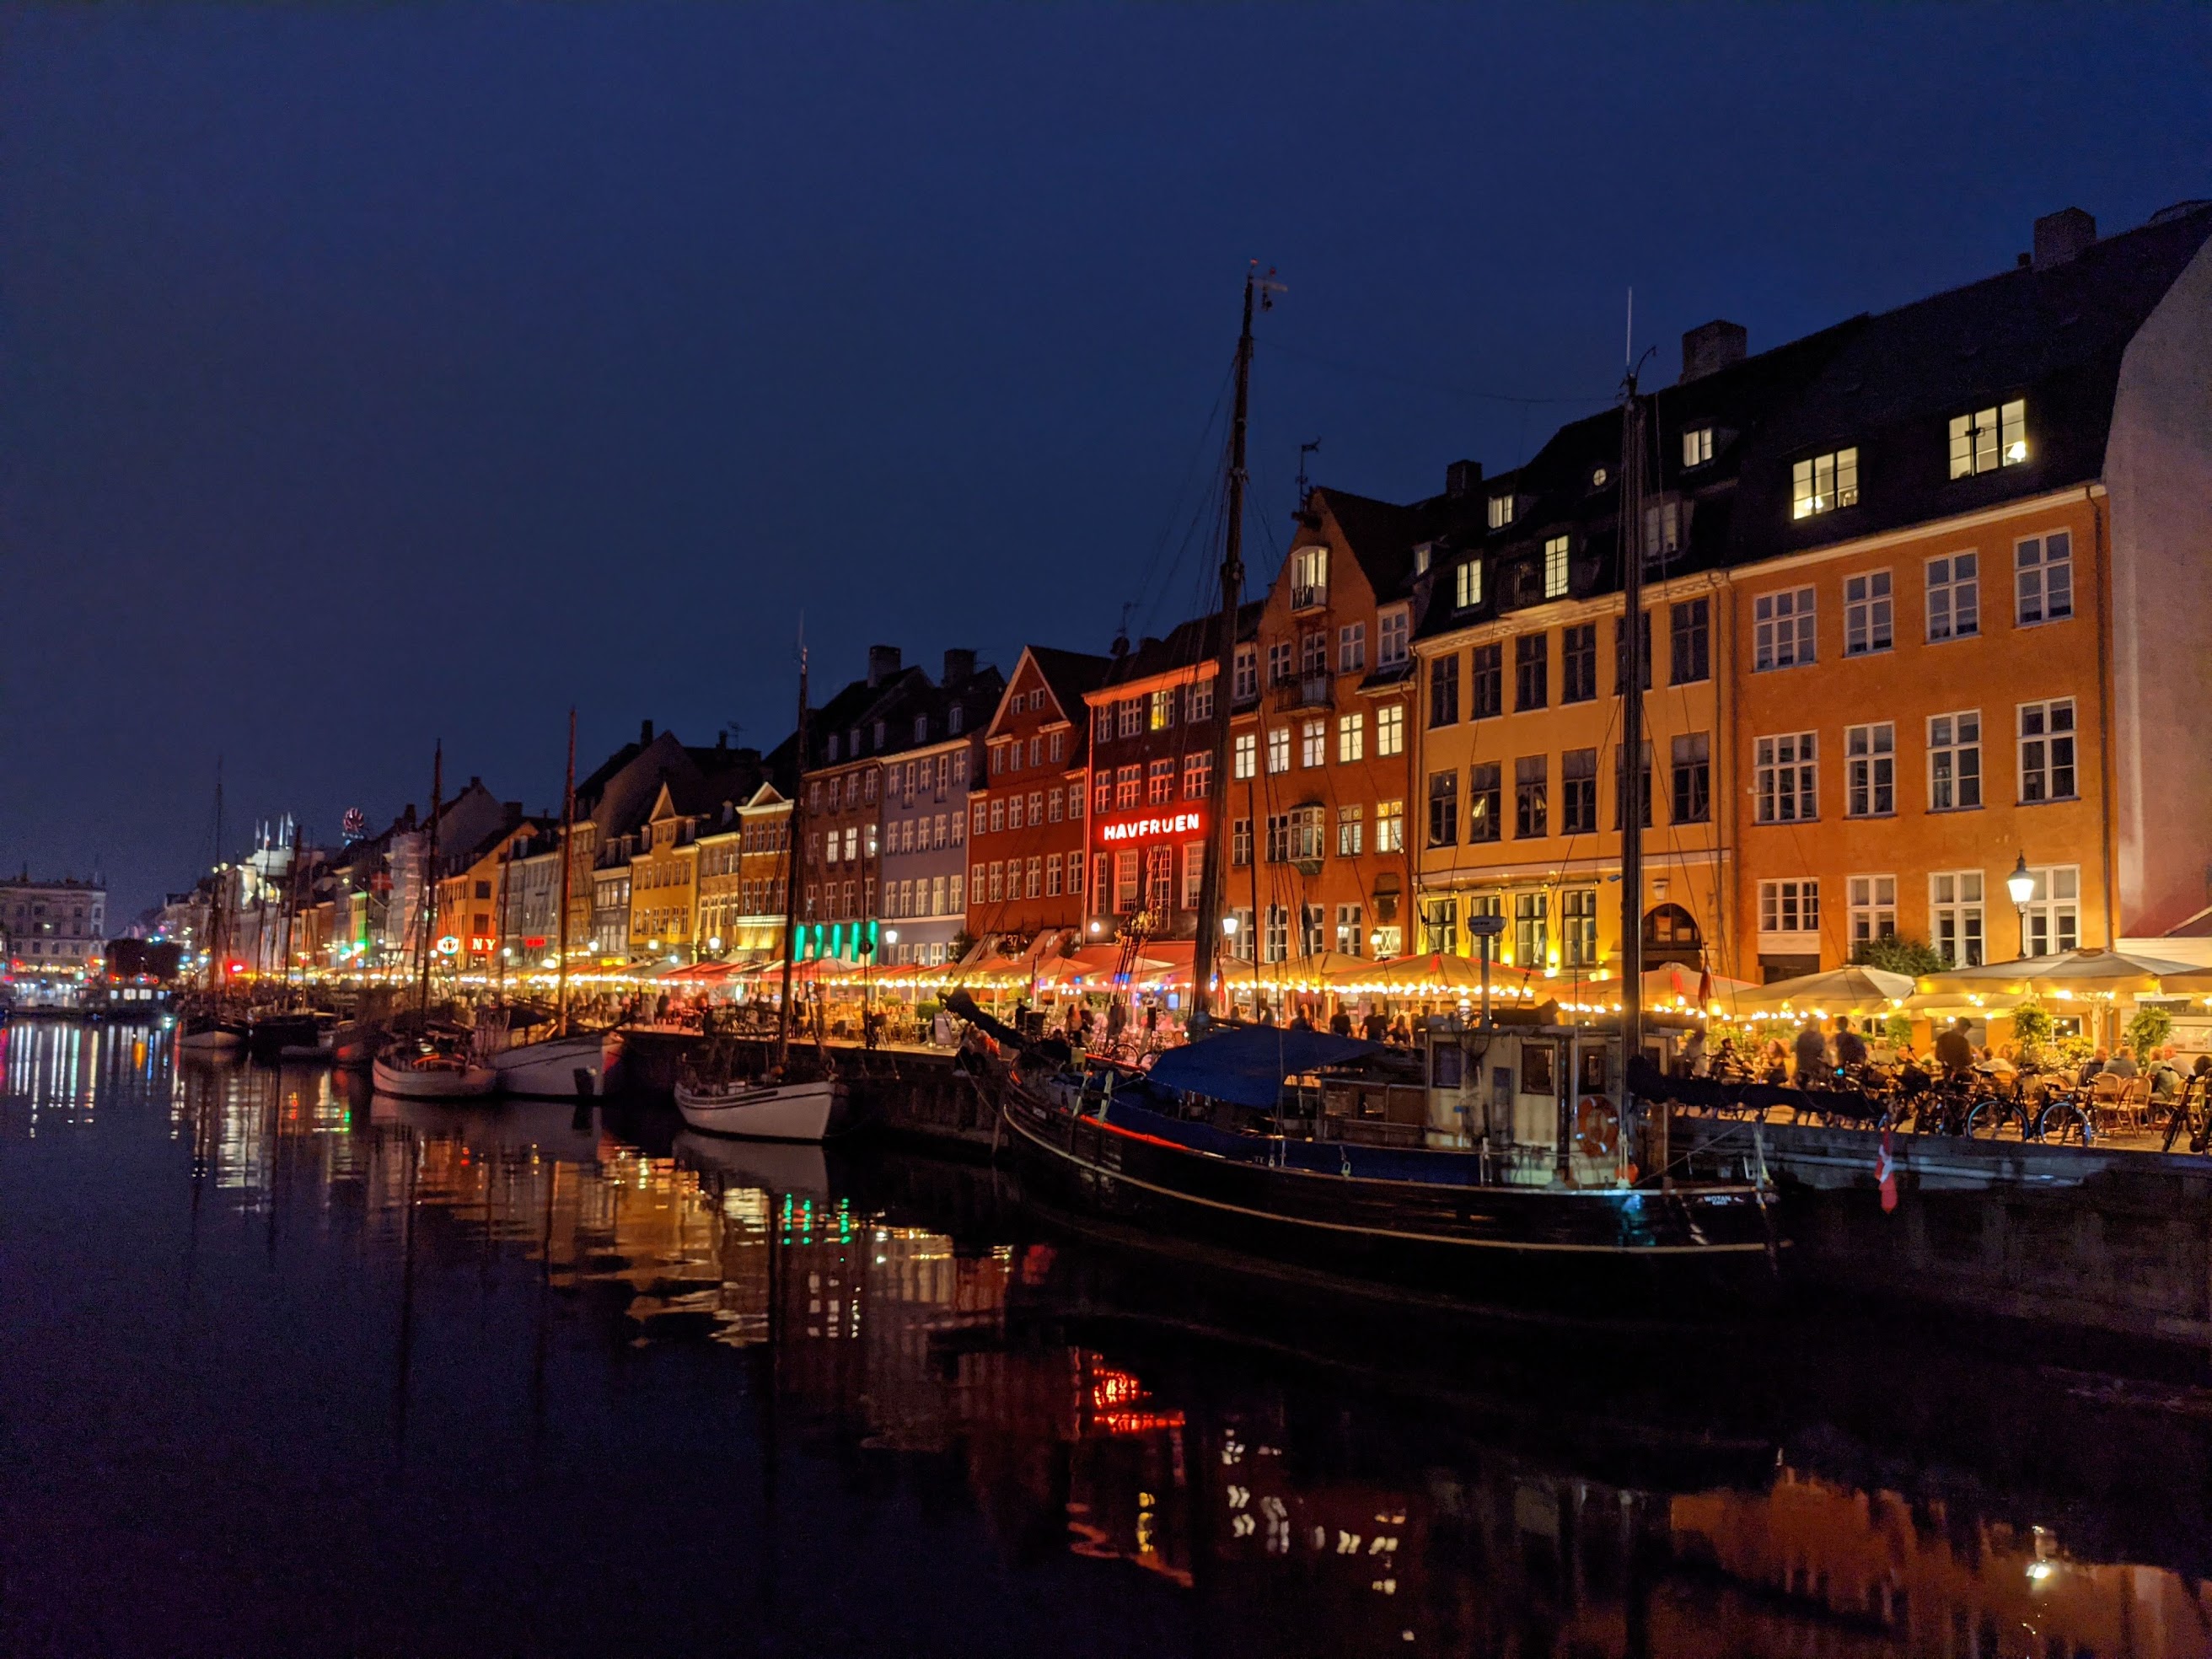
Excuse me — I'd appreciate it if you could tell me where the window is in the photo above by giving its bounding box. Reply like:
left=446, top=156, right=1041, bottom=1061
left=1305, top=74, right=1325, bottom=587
left=1561, top=888, right=1598, bottom=968
left=1301, top=718, right=1326, bottom=768
left=1181, top=843, right=1205, bottom=910
left=1290, top=544, right=1329, bottom=609
left=1266, top=727, right=1291, bottom=773
left=1542, top=534, right=1570, bottom=599
left=1470, top=642, right=1502, bottom=718
left=1377, top=799, right=1404, bottom=853
left=1514, top=755, right=1548, bottom=839
left=1118, top=699, right=1142, bottom=738
left=1186, top=678, right=1214, bottom=722
left=1930, top=871, right=1984, bottom=968
left=1845, top=723, right=1895, bottom=817
left=1642, top=500, right=1681, bottom=563
left=1335, top=905, right=1365, bottom=957
left=1423, top=896, right=1458, bottom=955
left=1338, top=623, right=1365, bottom=674
left=1232, top=817, right=1252, bottom=867
left=2015, top=533, right=2073, bottom=625
left=1683, top=426, right=1714, bottom=467
left=1753, top=588, right=1816, bottom=670
left=1754, top=733, right=1817, bottom=823
left=1263, top=905, right=1289, bottom=964
left=1949, top=399, right=2027, bottom=477
left=1300, top=631, right=1328, bottom=677
left=1928, top=711, right=1982, bottom=810
left=1048, top=787, right=1064, bottom=823
left=1512, top=892, right=1547, bottom=969
left=2019, top=865, right=2080, bottom=957
left=2019, top=699, right=2076, bottom=802
left=1377, top=608, right=1409, bottom=669
left=1093, top=776, right=1110, bottom=814
left=1454, top=561, right=1483, bottom=609
left=1008, top=795, right=1024, bottom=830
left=1467, top=764, right=1501, bottom=843
left=1846, top=875, right=1898, bottom=951
left=1026, top=856, right=1044, bottom=900
left=1232, top=644, right=1258, bottom=702
left=1093, top=706, right=1113, bottom=744
left=1337, top=712, right=1364, bottom=764
left=1115, top=765, right=1141, bottom=808
left=1844, top=571, right=1893, bottom=655
left=1224, top=907, right=1254, bottom=961
left=1146, top=846, right=1173, bottom=911
left=1612, top=740, right=1652, bottom=830
left=1561, top=748, right=1597, bottom=835
left=1289, top=807, right=1325, bottom=863
left=1487, top=492, right=1514, bottom=529
left=1336, top=803, right=1363, bottom=856
left=1560, top=625, right=1597, bottom=703
left=1429, top=655, right=1460, bottom=727
left=1264, top=813, right=1290, bottom=863
left=1183, top=753, right=1212, bottom=799
left=1147, top=760, right=1174, bottom=804
left=1045, top=855, right=1062, bottom=898
left=1267, top=641, right=1293, bottom=685
left=1232, top=732, right=1257, bottom=780
left=987, top=861, right=1004, bottom=904
left=1613, top=610, right=1652, bottom=694
left=1149, top=689, right=1174, bottom=731
left=1114, top=852, right=1141, bottom=912
left=948, top=705, right=964, bottom=735
left=1376, top=705, right=1404, bottom=757
left=1514, top=634, right=1548, bottom=711
left=1669, top=599, right=1710, bottom=685
left=1427, top=770, right=1458, bottom=846
left=1758, top=879, right=1819, bottom=937
left=1669, top=733, right=1711, bottom=824
left=1791, top=447, right=1859, bottom=518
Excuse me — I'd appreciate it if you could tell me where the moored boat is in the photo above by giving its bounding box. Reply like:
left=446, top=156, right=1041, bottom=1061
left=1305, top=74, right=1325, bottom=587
left=491, top=1029, right=621, bottom=1098
left=373, top=1044, right=497, bottom=1099
left=674, top=1071, right=847, bottom=1141
left=175, top=1009, right=247, bottom=1054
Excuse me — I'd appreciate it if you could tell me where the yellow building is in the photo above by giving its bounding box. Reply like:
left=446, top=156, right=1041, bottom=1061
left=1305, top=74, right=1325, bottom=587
left=626, top=782, right=703, bottom=964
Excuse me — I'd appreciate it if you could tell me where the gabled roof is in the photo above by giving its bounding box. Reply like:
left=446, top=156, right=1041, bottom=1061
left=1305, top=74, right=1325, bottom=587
left=989, top=643, right=1114, bottom=737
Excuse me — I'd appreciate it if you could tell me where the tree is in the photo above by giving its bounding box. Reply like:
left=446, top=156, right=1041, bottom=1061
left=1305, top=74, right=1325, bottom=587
left=1850, top=934, right=1944, bottom=978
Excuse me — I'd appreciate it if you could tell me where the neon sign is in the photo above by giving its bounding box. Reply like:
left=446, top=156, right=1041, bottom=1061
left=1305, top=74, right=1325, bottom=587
left=1098, top=809, right=1205, bottom=844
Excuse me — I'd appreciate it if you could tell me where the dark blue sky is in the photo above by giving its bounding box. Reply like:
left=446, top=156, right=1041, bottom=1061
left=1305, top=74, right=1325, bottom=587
left=5, top=4, right=2209, bottom=917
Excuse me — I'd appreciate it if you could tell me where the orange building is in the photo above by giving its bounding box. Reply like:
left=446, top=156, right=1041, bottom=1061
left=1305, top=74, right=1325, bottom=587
left=435, top=814, right=535, bottom=972
left=966, top=645, right=1112, bottom=943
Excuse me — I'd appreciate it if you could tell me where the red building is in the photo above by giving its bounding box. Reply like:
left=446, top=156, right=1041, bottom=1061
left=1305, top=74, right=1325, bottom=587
left=1080, top=606, right=1260, bottom=946
left=964, top=647, right=1113, bottom=946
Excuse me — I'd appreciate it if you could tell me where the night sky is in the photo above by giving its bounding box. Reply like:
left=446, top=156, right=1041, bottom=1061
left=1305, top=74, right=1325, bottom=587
left=5, top=6, right=2208, bottom=920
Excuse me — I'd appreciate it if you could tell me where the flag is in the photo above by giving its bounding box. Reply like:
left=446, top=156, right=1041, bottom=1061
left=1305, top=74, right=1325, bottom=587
left=1876, top=1125, right=1898, bottom=1214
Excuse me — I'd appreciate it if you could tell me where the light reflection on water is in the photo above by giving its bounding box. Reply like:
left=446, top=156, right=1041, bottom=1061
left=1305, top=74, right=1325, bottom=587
left=3, top=1017, right=2209, bottom=1658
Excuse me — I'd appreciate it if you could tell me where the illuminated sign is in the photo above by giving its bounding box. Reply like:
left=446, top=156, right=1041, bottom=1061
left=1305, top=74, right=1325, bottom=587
left=435, top=936, right=460, bottom=956
left=1098, top=809, right=1205, bottom=844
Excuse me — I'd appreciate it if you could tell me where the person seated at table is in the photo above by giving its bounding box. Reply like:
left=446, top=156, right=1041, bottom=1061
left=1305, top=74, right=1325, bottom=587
left=1388, top=1015, right=1412, bottom=1046
left=1678, top=1027, right=1709, bottom=1076
left=2077, top=1047, right=2109, bottom=1087
left=2105, top=1047, right=2140, bottom=1080
left=1833, top=1015, right=1869, bottom=1073
left=1759, top=1039, right=1791, bottom=1086
left=2150, top=1045, right=2185, bottom=1103
left=1934, top=1019, right=1976, bottom=1077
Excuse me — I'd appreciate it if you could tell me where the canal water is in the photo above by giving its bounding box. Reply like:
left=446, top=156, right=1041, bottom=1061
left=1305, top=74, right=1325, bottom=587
left=3, top=1020, right=2210, bottom=1658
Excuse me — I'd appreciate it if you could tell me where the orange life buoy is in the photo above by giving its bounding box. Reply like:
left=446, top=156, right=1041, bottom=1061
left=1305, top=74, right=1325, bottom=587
left=1575, top=1097, right=1620, bottom=1157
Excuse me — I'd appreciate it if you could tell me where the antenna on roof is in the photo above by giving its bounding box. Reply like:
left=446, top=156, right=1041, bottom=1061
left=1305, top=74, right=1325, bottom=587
left=1295, top=438, right=1321, bottom=514
left=1624, top=287, right=1634, bottom=371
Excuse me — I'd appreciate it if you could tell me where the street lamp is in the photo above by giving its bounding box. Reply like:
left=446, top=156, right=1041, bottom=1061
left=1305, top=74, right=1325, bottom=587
left=2006, top=854, right=2036, bottom=959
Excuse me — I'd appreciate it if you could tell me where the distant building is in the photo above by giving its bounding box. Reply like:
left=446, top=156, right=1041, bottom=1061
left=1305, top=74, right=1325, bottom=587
left=2, top=874, right=107, bottom=976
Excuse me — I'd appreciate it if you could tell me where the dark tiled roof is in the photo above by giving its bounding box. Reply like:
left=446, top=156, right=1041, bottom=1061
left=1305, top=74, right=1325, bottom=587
left=1025, top=645, right=1115, bottom=721
left=1098, top=601, right=1264, bottom=691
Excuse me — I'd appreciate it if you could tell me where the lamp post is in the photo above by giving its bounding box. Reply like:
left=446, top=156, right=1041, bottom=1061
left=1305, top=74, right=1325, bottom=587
left=2005, top=854, right=2036, bottom=960
left=1220, top=915, right=1239, bottom=1017
left=1468, top=912, right=1506, bottom=1028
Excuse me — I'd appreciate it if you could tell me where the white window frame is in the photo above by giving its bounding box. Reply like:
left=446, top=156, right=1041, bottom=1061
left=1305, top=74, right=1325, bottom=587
left=1753, top=587, right=1816, bottom=671
left=1791, top=447, right=1859, bottom=518
left=1925, top=552, right=1979, bottom=642
left=1454, top=561, right=1482, bottom=609
left=1930, top=870, right=1984, bottom=968
left=1265, top=727, right=1291, bottom=774
left=1337, top=623, right=1365, bottom=675
left=1843, top=570, right=1893, bottom=656
left=2018, top=699, right=2077, bottom=803
left=1844, top=722, right=1894, bottom=818
left=1486, top=492, right=1514, bottom=530
left=1377, top=607, right=1410, bottom=669
left=1927, top=711, right=1982, bottom=812
left=2018, top=864, right=2080, bottom=958
left=2014, top=532, right=2074, bottom=625
left=1757, top=878, right=1821, bottom=946
left=1949, top=399, right=2027, bottom=478
left=1376, top=800, right=1404, bottom=854
left=1682, top=427, right=1714, bottom=468
left=1845, top=874, right=1898, bottom=953
left=1542, top=535, right=1570, bottom=599
left=1753, top=732, right=1817, bottom=824
left=1375, top=705, right=1404, bottom=758
left=1300, top=718, right=1326, bottom=768
left=1232, top=732, right=1256, bottom=781
left=1337, top=711, right=1364, bottom=764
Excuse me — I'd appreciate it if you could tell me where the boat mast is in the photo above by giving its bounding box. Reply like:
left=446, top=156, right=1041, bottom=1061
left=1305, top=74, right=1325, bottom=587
left=210, top=757, right=227, bottom=993
left=1190, top=266, right=1265, bottom=1024
left=774, top=644, right=810, bottom=1071
left=416, top=742, right=443, bottom=1027
left=1618, top=363, right=1653, bottom=1180
left=556, top=707, right=577, bottom=1034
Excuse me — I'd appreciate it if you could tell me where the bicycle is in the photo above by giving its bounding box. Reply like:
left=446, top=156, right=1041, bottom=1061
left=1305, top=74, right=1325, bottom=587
left=2157, top=1073, right=2211, bottom=1153
left=1963, top=1074, right=2093, bottom=1145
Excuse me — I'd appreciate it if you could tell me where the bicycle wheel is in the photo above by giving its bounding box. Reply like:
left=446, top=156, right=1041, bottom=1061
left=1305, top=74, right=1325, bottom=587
left=2038, top=1099, right=2091, bottom=1146
left=1965, top=1098, right=2016, bottom=1140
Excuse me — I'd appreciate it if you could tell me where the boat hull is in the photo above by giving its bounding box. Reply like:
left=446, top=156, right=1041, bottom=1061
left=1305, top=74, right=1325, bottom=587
left=997, top=1077, right=1780, bottom=1315
left=674, top=1076, right=847, bottom=1142
left=491, top=1032, right=619, bottom=1098
left=372, top=1056, right=498, bottom=1099
left=176, top=1022, right=245, bottom=1055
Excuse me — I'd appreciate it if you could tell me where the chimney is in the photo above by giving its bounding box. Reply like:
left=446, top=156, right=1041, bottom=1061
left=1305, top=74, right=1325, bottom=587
left=1444, top=459, right=1483, bottom=498
left=942, top=647, right=975, bottom=687
left=1681, top=319, right=1748, bottom=383
left=867, top=644, right=902, bottom=687
left=2033, top=207, right=2096, bottom=271
left=640, top=720, right=654, bottom=744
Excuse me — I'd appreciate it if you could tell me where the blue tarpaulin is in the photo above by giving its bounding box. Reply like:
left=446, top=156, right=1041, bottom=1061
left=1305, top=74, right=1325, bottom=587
left=1144, top=1027, right=1382, bottom=1110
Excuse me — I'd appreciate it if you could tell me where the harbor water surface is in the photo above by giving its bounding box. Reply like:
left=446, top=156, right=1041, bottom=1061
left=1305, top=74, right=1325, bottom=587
left=3, top=1018, right=2209, bottom=1657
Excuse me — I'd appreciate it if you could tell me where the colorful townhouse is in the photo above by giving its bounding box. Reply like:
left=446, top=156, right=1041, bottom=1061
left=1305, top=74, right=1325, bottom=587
left=964, top=645, right=1113, bottom=946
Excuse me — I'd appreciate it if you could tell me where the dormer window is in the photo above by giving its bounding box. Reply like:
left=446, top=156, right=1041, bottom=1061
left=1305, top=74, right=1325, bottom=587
left=1290, top=545, right=1329, bottom=609
left=826, top=734, right=841, bottom=762
left=1683, top=427, right=1715, bottom=467
left=872, top=720, right=886, bottom=748
left=1591, top=467, right=1608, bottom=489
left=1377, top=606, right=1410, bottom=669
left=1487, top=493, right=1514, bottom=530
left=1453, top=560, right=1482, bottom=610
left=1791, top=448, right=1859, bottom=518
left=1412, top=542, right=1432, bottom=577
left=913, top=715, right=927, bottom=743
left=1950, top=400, right=2027, bottom=477
left=1543, top=535, right=1571, bottom=599
left=948, top=704, right=964, bottom=734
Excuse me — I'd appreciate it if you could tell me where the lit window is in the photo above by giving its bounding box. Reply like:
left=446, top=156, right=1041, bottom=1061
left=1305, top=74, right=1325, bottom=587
left=1337, top=712, right=1364, bottom=764
left=1487, top=492, right=1514, bottom=530
left=1375, top=705, right=1404, bottom=757
left=1543, top=535, right=1570, bottom=599
left=2015, top=533, right=2073, bottom=625
left=1232, top=733, right=1256, bottom=780
left=1149, top=689, right=1174, bottom=731
left=1376, top=800, right=1404, bottom=853
left=1454, top=561, right=1482, bottom=609
left=1791, top=447, right=1859, bottom=518
left=1682, top=427, right=1714, bottom=467
left=1290, top=545, right=1329, bottom=609
left=1753, top=587, right=1816, bottom=670
left=1266, top=727, right=1290, bottom=773
left=1926, top=553, right=1979, bottom=642
left=1950, top=399, right=2027, bottom=477
left=1843, top=570, right=1893, bottom=655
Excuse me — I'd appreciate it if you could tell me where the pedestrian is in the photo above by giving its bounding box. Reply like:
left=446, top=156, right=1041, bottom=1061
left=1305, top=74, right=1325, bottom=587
left=1289, top=1006, right=1313, bottom=1031
left=1833, top=1015, right=1869, bottom=1072
left=1329, top=1006, right=1353, bottom=1038
left=1934, top=1019, right=1975, bottom=1077
left=1361, top=1007, right=1387, bottom=1043
left=1679, top=1027, right=1709, bottom=1076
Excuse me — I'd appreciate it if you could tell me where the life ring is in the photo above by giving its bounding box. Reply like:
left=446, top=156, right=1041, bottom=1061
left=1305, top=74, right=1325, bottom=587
left=1575, top=1097, right=1620, bottom=1157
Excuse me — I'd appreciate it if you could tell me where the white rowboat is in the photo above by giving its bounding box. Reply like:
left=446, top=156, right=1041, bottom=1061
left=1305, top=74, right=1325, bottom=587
left=373, top=1054, right=497, bottom=1099
left=491, top=1031, right=620, bottom=1098
left=674, top=1075, right=847, bottom=1141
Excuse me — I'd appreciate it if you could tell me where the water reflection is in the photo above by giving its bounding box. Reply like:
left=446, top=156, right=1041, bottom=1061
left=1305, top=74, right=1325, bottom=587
left=5, top=1027, right=2210, bottom=1658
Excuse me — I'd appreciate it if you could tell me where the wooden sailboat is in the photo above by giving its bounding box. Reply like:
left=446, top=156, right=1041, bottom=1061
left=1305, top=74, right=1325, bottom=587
left=980, top=274, right=1779, bottom=1315
left=373, top=741, right=497, bottom=1099
left=178, top=760, right=247, bottom=1055
left=490, top=709, right=625, bottom=1098
left=676, top=643, right=848, bottom=1141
